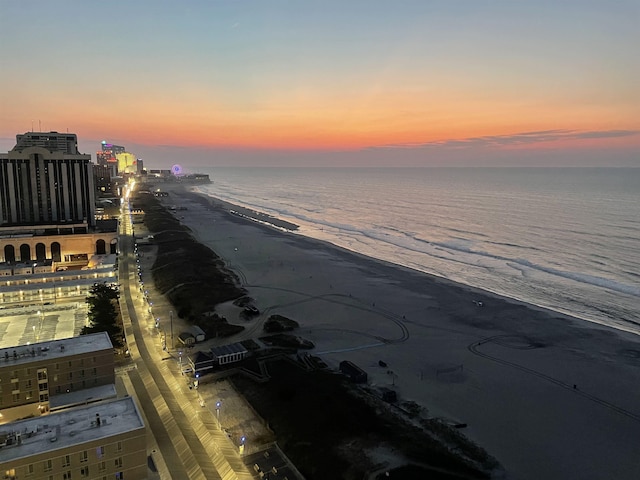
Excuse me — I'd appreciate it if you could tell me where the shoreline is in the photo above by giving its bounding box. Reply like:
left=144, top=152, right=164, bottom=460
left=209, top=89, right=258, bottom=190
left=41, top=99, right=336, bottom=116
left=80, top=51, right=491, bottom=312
left=184, top=187, right=638, bottom=338
left=165, top=185, right=640, bottom=479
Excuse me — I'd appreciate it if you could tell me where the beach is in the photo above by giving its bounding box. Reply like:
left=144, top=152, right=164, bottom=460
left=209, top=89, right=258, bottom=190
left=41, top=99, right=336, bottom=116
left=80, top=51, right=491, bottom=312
left=164, top=186, right=640, bottom=479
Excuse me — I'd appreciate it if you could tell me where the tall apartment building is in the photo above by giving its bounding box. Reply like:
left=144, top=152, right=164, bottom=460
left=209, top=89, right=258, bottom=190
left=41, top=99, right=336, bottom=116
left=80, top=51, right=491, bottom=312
left=0, top=131, right=96, bottom=228
left=0, top=333, right=115, bottom=424
left=0, top=396, right=146, bottom=480
left=0, top=131, right=118, bottom=275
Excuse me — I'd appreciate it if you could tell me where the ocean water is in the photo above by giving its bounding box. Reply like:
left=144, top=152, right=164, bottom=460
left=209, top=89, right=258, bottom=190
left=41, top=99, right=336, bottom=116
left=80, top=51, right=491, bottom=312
left=190, top=167, right=640, bottom=335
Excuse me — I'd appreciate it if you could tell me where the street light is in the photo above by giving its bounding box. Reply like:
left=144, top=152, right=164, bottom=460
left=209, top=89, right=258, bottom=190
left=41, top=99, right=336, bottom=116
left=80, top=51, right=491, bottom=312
left=170, top=310, right=174, bottom=348
left=216, top=401, right=221, bottom=424
left=239, top=436, right=246, bottom=455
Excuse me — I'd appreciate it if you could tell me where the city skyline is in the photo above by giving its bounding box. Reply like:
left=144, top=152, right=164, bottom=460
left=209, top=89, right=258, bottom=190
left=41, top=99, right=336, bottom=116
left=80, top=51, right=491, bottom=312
left=1, top=1, right=638, bottom=167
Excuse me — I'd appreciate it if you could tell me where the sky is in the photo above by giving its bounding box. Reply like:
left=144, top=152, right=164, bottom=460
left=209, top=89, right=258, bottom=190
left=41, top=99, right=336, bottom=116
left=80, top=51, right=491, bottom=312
left=1, top=1, right=639, bottom=168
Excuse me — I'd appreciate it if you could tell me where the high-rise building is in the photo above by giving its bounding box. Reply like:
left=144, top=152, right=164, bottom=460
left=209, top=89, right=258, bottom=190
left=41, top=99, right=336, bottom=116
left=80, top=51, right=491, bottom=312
left=0, top=132, right=96, bottom=228
left=0, top=131, right=117, bottom=275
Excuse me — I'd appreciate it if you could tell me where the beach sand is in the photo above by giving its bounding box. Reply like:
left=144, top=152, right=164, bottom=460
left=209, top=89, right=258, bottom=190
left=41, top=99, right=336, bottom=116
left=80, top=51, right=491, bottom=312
left=160, top=187, right=640, bottom=480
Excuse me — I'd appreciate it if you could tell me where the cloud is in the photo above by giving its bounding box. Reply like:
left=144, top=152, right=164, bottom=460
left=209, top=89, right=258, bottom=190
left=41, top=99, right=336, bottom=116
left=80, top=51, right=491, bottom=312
left=370, top=129, right=640, bottom=151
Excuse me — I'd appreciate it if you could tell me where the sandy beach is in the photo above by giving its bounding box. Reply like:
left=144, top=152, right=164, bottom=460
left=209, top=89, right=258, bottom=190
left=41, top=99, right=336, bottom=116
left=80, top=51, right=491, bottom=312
left=160, top=187, right=640, bottom=480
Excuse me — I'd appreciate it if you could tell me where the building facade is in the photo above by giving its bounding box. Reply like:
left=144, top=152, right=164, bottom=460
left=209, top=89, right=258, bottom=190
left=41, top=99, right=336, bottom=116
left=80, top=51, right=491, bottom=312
left=0, top=333, right=115, bottom=424
left=0, top=396, right=146, bottom=480
left=0, top=132, right=96, bottom=228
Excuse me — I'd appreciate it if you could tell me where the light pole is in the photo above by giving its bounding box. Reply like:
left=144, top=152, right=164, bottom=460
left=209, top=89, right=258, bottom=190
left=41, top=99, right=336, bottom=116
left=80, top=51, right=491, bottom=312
left=239, top=436, right=246, bottom=455
left=32, top=325, right=36, bottom=343
left=216, top=401, right=221, bottom=424
left=170, top=310, right=174, bottom=349
left=179, top=351, right=183, bottom=374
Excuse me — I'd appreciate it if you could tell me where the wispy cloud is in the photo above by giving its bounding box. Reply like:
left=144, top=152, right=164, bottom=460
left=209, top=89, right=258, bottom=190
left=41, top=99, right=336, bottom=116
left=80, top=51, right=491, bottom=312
left=370, top=129, right=640, bottom=150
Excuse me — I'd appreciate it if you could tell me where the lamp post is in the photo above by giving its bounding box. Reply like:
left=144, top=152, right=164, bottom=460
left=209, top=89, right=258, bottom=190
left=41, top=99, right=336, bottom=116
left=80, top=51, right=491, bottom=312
left=216, top=401, right=221, bottom=424
left=170, top=310, right=174, bottom=349
left=239, top=436, right=246, bottom=455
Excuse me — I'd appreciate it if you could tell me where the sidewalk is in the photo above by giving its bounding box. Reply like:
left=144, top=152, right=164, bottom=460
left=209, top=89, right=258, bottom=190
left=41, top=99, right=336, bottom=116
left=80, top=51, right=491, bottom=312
left=120, top=204, right=255, bottom=480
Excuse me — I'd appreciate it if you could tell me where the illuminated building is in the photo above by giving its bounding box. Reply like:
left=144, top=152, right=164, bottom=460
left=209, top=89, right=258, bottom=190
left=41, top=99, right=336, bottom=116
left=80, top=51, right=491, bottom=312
left=115, top=152, right=138, bottom=175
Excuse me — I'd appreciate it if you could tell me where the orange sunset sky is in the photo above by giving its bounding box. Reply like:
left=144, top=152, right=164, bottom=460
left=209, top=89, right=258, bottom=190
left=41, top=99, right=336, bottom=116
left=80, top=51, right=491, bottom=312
left=1, top=1, right=639, bottom=167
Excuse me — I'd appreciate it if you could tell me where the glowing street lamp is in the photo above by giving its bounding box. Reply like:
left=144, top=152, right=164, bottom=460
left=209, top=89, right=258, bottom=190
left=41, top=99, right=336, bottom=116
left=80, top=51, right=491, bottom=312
left=216, top=400, right=221, bottom=423
left=239, top=436, right=246, bottom=455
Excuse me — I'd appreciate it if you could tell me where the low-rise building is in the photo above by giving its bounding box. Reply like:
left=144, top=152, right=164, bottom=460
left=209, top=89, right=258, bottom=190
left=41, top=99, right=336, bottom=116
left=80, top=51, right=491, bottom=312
left=0, top=333, right=115, bottom=424
left=210, top=343, right=248, bottom=365
left=0, top=396, right=146, bottom=480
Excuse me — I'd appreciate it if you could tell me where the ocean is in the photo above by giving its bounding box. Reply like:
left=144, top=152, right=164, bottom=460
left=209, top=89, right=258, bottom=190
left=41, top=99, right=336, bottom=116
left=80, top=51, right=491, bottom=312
left=189, top=167, right=640, bottom=335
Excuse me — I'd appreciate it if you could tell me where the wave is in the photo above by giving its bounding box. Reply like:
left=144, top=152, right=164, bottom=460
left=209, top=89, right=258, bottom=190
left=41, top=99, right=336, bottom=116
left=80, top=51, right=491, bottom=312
left=193, top=168, right=640, bottom=333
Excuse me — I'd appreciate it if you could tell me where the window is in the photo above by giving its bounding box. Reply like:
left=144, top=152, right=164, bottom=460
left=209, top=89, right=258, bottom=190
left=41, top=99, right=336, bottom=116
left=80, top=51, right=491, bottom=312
left=27, top=464, right=34, bottom=475
left=44, top=459, right=53, bottom=472
left=98, top=461, right=106, bottom=471
left=115, top=473, right=123, bottom=480
left=39, top=393, right=49, bottom=402
left=63, top=471, right=72, bottom=480
left=79, top=450, right=88, bottom=463
left=54, top=374, right=58, bottom=381
left=93, top=368, right=97, bottom=376
left=26, top=390, right=33, bottom=400
left=114, top=457, right=123, bottom=468
left=116, top=441, right=122, bottom=452
left=39, top=369, right=49, bottom=379
left=62, top=454, right=70, bottom=467
left=80, top=466, right=89, bottom=477
left=68, top=372, right=73, bottom=380
left=12, top=393, right=20, bottom=403
left=39, top=382, right=48, bottom=391
left=96, top=446, right=105, bottom=459
left=25, top=379, right=32, bottom=388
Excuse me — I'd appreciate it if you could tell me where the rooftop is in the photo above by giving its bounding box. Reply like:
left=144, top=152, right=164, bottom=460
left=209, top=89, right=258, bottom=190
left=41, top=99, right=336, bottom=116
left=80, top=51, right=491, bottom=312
left=0, top=396, right=144, bottom=464
left=210, top=343, right=248, bottom=357
left=0, top=332, right=113, bottom=367
left=49, top=384, right=118, bottom=411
